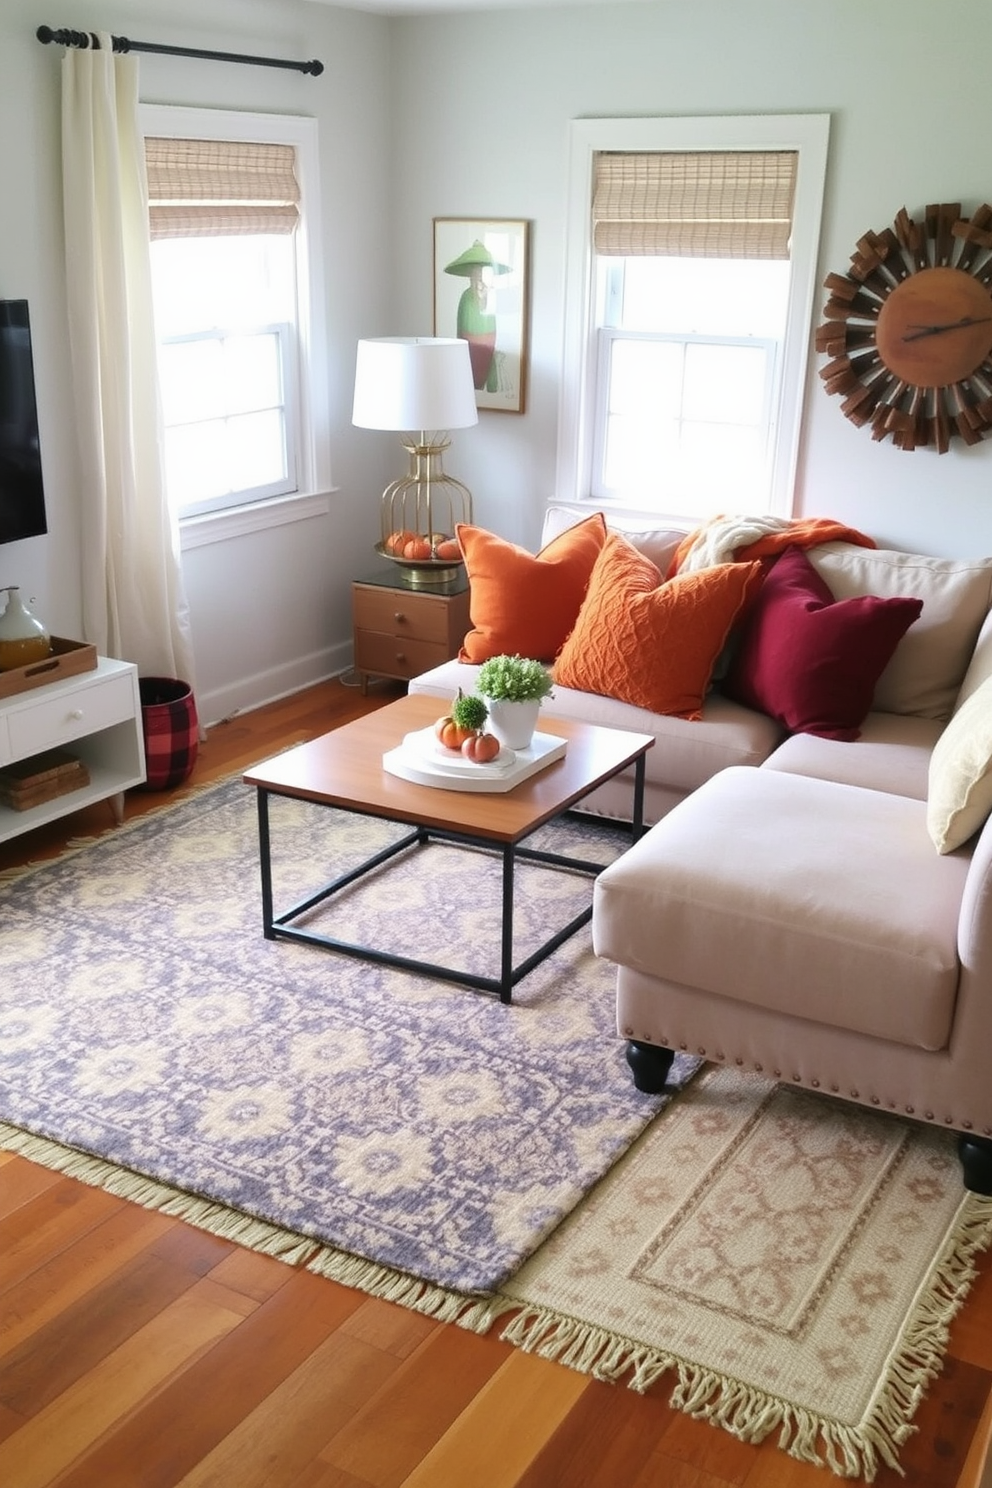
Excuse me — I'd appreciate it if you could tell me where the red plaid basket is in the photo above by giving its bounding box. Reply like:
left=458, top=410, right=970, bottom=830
left=138, top=677, right=199, bottom=790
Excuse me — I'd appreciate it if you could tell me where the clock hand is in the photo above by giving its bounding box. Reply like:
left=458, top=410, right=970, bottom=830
left=902, top=315, right=992, bottom=343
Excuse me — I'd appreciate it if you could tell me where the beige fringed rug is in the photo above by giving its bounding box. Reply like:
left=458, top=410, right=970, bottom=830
left=475, top=1064, right=992, bottom=1481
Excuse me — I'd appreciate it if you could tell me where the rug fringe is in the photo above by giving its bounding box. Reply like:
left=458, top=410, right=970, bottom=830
left=0, top=1122, right=319, bottom=1267
left=5, top=1103, right=992, bottom=1483
left=488, top=1190, right=992, bottom=1484
left=304, top=1245, right=494, bottom=1325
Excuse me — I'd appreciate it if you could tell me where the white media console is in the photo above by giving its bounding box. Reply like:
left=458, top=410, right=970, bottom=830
left=0, top=656, right=146, bottom=843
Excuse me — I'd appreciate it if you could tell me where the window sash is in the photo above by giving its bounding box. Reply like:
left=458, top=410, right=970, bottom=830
left=159, top=323, right=298, bottom=518
left=140, top=102, right=332, bottom=534
left=591, top=328, right=777, bottom=509
left=557, top=114, right=830, bottom=519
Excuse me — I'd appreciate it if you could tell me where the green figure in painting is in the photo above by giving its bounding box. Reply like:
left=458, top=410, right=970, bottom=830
left=444, top=240, right=511, bottom=393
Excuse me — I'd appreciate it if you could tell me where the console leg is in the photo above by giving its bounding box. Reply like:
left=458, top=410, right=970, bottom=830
left=625, top=1040, right=676, bottom=1094
left=958, top=1134, right=992, bottom=1195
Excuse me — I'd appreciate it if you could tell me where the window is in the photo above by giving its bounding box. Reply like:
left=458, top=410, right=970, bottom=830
left=558, top=116, right=830, bottom=523
left=139, top=106, right=329, bottom=533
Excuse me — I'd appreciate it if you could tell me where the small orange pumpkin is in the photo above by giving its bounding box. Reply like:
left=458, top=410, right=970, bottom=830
left=461, top=731, right=501, bottom=764
left=384, top=528, right=415, bottom=555
left=435, top=716, right=475, bottom=752
left=402, top=536, right=432, bottom=560
left=434, top=537, right=462, bottom=560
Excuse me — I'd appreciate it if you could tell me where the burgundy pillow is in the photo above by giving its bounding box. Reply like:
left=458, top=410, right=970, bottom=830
left=724, top=546, right=923, bottom=740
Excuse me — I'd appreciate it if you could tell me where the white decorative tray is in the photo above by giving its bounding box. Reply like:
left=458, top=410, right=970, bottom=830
left=383, top=726, right=567, bottom=793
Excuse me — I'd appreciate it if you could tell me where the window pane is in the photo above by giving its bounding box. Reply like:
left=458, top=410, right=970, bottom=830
left=160, top=341, right=227, bottom=424
left=613, top=257, right=790, bottom=338
left=225, top=410, right=287, bottom=491
left=150, top=234, right=299, bottom=516
left=682, top=344, right=769, bottom=424
left=151, top=237, right=295, bottom=335
left=603, top=413, right=679, bottom=491
left=681, top=422, right=766, bottom=506
left=165, top=421, right=229, bottom=504
left=223, top=334, right=283, bottom=412
left=610, top=338, right=684, bottom=418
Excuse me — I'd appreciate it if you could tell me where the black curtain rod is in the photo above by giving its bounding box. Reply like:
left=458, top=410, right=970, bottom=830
left=36, top=25, right=323, bottom=76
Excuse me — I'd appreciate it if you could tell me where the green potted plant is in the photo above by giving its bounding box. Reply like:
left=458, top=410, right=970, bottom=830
left=474, top=654, right=554, bottom=749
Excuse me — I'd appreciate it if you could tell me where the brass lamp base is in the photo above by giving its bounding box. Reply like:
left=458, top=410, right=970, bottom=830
left=378, top=432, right=472, bottom=577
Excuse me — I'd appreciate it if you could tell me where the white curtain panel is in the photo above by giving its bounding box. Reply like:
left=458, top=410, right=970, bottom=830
left=60, top=35, right=196, bottom=686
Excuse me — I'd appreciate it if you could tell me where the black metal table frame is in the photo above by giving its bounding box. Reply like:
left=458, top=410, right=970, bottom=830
left=253, top=753, right=646, bottom=1004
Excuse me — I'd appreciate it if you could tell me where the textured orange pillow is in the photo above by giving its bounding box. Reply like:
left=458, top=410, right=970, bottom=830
left=457, top=513, right=608, bottom=663
left=553, top=532, right=764, bottom=718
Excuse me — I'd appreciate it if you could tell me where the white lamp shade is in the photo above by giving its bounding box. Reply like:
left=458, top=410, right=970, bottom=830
left=352, top=337, right=479, bottom=432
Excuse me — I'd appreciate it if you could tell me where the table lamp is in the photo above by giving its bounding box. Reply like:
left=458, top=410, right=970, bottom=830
left=352, top=336, right=478, bottom=584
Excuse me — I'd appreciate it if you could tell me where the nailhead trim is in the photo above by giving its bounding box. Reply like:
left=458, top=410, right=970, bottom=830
left=622, top=1045, right=984, bottom=1133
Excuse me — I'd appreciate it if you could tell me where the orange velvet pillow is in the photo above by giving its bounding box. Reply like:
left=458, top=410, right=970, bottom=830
left=456, top=513, right=608, bottom=663
left=553, top=532, right=764, bottom=719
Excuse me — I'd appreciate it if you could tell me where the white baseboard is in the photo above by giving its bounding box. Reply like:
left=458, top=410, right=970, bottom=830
left=196, top=642, right=352, bottom=729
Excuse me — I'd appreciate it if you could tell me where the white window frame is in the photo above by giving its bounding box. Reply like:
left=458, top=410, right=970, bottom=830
left=557, top=114, right=830, bottom=522
left=139, top=103, right=331, bottom=549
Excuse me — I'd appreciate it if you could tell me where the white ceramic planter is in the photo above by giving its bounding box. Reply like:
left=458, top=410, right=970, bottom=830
left=485, top=697, right=542, bottom=750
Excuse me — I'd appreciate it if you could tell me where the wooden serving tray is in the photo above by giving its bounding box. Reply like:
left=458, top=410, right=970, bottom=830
left=0, top=637, right=99, bottom=701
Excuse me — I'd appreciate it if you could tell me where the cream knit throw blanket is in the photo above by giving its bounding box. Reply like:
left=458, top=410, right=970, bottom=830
left=675, top=513, right=795, bottom=571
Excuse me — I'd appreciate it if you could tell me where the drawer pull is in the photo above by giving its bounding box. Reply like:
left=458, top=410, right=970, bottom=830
left=68, top=708, right=84, bottom=721
left=394, top=611, right=406, bottom=623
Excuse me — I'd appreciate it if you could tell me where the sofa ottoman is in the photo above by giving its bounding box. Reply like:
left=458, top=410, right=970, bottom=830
left=592, top=764, right=992, bottom=1190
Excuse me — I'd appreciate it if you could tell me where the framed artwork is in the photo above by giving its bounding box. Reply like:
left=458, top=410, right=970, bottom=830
left=433, top=218, right=530, bottom=414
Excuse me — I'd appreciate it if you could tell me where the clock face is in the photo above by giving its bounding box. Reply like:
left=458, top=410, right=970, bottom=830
left=816, top=203, right=992, bottom=451
left=875, top=267, right=992, bottom=388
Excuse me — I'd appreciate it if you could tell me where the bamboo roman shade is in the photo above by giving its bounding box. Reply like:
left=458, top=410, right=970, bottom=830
left=593, top=150, right=798, bottom=259
left=145, top=138, right=300, bottom=239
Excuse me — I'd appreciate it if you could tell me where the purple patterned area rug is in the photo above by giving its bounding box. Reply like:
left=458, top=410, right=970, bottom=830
left=0, top=777, right=696, bottom=1296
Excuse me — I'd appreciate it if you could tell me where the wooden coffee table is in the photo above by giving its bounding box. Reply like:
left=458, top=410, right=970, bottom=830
left=243, top=693, right=653, bottom=1002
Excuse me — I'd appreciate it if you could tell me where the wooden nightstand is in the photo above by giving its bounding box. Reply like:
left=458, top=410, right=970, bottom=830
left=352, top=568, right=471, bottom=693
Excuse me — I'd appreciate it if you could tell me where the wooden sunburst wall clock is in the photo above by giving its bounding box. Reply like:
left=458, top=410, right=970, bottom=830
left=816, top=202, right=992, bottom=452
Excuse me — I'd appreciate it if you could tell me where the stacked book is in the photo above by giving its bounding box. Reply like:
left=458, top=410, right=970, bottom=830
left=0, top=749, right=90, bottom=811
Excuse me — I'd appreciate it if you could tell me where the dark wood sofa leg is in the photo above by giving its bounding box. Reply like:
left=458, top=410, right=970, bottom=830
left=625, top=1040, right=676, bottom=1094
left=959, top=1135, right=992, bottom=1195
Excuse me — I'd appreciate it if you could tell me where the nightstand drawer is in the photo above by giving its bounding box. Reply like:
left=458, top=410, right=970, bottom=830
left=7, top=671, right=137, bottom=758
left=354, top=630, right=454, bottom=682
left=353, top=585, right=460, bottom=645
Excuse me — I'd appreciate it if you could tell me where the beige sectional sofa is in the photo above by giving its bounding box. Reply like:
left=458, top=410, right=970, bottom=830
left=409, top=506, right=992, bottom=827
left=408, top=506, right=992, bottom=1191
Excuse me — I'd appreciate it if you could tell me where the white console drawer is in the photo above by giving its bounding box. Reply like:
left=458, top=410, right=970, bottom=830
left=7, top=671, right=137, bottom=757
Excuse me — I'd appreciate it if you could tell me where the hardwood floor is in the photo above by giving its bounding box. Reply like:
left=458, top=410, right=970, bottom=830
left=1, top=676, right=990, bottom=1487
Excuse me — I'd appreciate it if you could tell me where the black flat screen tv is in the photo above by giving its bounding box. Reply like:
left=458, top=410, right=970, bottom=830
left=0, top=299, right=48, bottom=545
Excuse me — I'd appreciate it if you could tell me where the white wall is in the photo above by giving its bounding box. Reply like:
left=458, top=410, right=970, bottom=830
left=3, top=0, right=992, bottom=728
left=0, top=0, right=393, bottom=724
left=386, top=0, right=992, bottom=560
